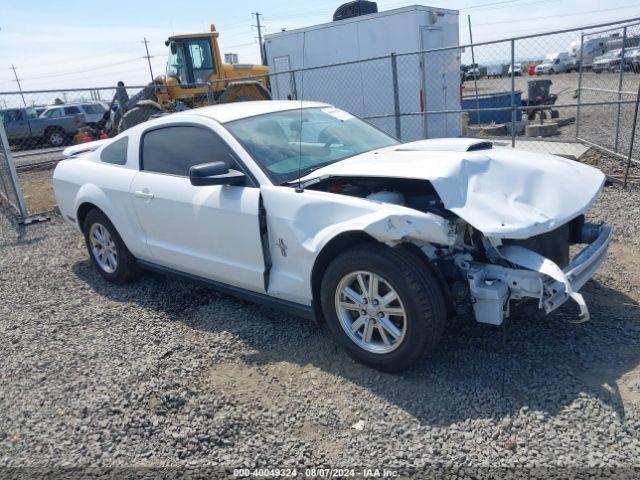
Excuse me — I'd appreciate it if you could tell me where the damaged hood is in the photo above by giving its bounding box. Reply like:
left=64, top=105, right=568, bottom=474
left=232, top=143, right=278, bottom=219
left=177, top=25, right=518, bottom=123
left=303, top=141, right=605, bottom=239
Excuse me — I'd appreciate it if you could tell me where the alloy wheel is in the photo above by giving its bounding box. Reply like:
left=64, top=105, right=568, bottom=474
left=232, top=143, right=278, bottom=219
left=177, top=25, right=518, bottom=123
left=89, top=223, right=118, bottom=274
left=335, top=270, right=407, bottom=354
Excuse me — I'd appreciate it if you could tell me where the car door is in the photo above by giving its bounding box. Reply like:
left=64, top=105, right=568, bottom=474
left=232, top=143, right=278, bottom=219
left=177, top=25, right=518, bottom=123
left=130, top=123, right=266, bottom=293
left=3, top=109, right=30, bottom=140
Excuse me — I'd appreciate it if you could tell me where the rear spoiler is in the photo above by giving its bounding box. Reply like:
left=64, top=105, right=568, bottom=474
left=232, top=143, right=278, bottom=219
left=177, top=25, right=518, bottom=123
left=62, top=139, right=111, bottom=158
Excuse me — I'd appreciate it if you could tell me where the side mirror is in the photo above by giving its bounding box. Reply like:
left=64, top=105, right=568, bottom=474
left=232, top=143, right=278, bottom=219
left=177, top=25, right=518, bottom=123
left=189, top=161, right=246, bottom=186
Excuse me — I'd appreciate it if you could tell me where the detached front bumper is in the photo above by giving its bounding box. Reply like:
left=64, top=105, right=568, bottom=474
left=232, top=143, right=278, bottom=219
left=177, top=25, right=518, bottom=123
left=463, top=222, right=613, bottom=325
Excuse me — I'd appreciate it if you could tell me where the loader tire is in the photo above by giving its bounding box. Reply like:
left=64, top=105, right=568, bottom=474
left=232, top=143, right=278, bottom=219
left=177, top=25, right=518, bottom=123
left=118, top=105, right=160, bottom=133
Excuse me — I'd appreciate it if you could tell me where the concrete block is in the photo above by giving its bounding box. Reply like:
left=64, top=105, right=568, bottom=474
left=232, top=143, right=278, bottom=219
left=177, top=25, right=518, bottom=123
left=525, top=123, right=558, bottom=137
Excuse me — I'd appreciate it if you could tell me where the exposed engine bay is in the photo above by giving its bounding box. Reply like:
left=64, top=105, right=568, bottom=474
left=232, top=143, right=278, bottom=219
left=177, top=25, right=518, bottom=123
left=307, top=177, right=454, bottom=219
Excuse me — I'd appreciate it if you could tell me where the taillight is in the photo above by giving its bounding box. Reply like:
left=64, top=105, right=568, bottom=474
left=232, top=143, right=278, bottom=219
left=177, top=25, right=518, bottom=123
left=74, top=117, right=81, bottom=126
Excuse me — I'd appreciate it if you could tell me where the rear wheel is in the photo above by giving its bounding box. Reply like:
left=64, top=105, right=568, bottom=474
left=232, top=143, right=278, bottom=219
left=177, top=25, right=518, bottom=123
left=47, top=128, right=67, bottom=147
left=320, top=244, right=446, bottom=372
left=83, top=209, right=139, bottom=284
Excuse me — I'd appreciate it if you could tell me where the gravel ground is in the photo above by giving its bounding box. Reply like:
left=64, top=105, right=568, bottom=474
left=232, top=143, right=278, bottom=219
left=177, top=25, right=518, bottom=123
left=1, top=182, right=640, bottom=478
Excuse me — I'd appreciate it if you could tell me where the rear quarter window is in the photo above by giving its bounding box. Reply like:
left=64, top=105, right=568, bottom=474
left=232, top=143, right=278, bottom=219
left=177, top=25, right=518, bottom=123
left=100, top=137, right=128, bottom=165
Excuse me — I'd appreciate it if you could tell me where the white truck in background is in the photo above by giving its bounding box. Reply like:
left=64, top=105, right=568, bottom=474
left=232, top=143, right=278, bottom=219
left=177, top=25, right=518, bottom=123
left=568, top=37, right=607, bottom=70
left=264, top=4, right=461, bottom=142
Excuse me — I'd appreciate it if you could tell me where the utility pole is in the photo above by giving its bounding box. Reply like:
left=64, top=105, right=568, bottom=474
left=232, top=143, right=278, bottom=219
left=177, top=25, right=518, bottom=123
left=253, top=12, right=266, bottom=65
left=10, top=64, right=26, bottom=106
left=467, top=15, right=481, bottom=125
left=142, top=37, right=155, bottom=82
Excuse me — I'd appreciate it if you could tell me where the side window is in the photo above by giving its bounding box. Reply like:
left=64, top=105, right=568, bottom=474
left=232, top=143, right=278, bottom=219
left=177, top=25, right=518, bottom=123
left=167, top=42, right=188, bottom=84
left=44, top=108, right=63, bottom=118
left=100, top=137, right=128, bottom=165
left=187, top=38, right=216, bottom=82
left=65, top=106, right=81, bottom=115
left=141, top=126, right=237, bottom=176
left=5, top=110, right=22, bottom=123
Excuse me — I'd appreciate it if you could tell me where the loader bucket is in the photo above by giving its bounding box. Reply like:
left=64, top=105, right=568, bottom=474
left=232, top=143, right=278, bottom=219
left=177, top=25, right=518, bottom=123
left=218, top=81, right=272, bottom=103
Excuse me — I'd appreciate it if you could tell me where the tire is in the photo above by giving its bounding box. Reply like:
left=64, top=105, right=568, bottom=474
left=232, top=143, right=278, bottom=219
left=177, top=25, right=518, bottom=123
left=82, top=209, right=139, bottom=284
left=320, top=243, right=446, bottom=372
left=118, top=105, right=160, bottom=133
left=548, top=69, right=555, bottom=75
left=47, top=128, right=67, bottom=147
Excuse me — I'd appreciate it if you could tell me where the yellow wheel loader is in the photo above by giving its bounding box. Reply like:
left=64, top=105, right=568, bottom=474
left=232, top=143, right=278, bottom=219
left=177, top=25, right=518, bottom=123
left=109, top=24, right=271, bottom=134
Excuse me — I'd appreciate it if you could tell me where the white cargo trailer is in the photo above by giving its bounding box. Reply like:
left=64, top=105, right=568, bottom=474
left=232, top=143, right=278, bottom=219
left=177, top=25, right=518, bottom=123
left=264, top=5, right=461, bottom=141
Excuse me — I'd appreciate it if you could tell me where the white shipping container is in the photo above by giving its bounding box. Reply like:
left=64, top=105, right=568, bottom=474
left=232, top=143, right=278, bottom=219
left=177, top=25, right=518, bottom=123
left=264, top=5, right=461, bottom=141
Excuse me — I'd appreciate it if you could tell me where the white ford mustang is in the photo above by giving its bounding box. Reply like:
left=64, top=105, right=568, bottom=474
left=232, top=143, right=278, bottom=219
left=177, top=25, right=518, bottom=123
left=53, top=101, right=612, bottom=371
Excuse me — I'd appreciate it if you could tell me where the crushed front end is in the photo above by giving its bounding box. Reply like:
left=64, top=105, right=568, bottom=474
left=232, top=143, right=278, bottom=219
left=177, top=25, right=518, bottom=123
left=448, top=218, right=613, bottom=325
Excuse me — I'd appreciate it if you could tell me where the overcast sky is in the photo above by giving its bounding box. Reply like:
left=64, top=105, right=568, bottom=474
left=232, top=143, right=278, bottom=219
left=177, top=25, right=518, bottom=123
left=0, top=0, right=639, bottom=94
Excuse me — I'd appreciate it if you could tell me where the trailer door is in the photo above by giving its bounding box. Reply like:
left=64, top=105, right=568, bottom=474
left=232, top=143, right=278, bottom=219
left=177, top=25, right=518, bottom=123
left=420, top=26, right=447, bottom=138
left=272, top=56, right=295, bottom=100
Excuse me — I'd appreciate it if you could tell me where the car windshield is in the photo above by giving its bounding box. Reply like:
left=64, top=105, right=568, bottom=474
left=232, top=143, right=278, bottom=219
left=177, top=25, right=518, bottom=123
left=225, top=107, right=399, bottom=184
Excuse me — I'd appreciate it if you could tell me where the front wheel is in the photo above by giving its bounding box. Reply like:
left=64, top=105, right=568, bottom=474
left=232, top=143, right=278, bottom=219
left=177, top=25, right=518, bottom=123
left=320, top=244, right=446, bottom=372
left=83, top=209, right=139, bottom=284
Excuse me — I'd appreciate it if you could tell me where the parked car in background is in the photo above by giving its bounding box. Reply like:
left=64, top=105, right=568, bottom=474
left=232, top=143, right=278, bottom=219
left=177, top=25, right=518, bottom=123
left=508, top=63, right=523, bottom=76
left=1, top=106, right=85, bottom=147
left=53, top=101, right=612, bottom=372
left=592, top=49, right=622, bottom=73
left=465, top=66, right=481, bottom=81
left=633, top=48, right=640, bottom=73
left=611, top=47, right=640, bottom=72
left=41, top=103, right=107, bottom=128
left=535, top=52, right=576, bottom=74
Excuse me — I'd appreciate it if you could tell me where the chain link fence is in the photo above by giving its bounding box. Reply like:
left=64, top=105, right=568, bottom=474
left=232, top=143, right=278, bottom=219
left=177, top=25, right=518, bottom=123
left=0, top=115, right=27, bottom=220
left=1, top=16, right=639, bottom=219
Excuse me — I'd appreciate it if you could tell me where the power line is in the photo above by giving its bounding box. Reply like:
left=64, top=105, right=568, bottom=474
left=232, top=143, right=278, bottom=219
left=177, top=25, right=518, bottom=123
left=476, top=3, right=640, bottom=26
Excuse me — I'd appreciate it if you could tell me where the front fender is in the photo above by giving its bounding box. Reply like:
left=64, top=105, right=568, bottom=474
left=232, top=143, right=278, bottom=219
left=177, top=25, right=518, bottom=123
left=260, top=185, right=456, bottom=304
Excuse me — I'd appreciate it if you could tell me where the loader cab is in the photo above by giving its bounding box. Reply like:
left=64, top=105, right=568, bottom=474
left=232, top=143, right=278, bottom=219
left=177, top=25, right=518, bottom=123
left=166, top=28, right=222, bottom=86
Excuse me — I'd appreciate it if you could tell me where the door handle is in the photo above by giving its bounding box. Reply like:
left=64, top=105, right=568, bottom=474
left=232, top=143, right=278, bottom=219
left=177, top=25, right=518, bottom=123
left=134, top=190, right=154, bottom=199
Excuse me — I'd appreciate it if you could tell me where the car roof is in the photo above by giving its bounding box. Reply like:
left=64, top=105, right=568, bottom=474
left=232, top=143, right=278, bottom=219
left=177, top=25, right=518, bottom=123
left=177, top=100, right=330, bottom=123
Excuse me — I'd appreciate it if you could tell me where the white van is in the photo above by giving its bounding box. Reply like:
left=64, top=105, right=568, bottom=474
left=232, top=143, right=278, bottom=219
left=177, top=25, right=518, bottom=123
left=535, top=52, right=576, bottom=74
left=568, top=37, right=607, bottom=69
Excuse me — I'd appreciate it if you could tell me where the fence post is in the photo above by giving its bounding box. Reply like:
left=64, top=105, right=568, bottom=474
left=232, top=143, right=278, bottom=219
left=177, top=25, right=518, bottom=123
left=510, top=39, right=516, bottom=148
left=468, top=16, right=481, bottom=125
left=623, top=75, right=640, bottom=188
left=290, top=70, right=298, bottom=100
left=615, top=26, right=628, bottom=153
left=390, top=53, right=402, bottom=140
left=576, top=33, right=585, bottom=139
left=0, top=117, right=28, bottom=221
